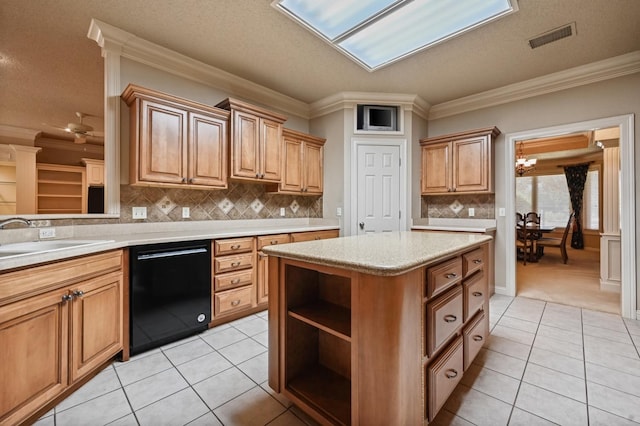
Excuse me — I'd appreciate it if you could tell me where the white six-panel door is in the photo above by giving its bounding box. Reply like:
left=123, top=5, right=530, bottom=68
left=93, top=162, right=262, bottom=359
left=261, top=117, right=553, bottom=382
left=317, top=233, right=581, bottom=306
left=356, top=144, right=401, bottom=234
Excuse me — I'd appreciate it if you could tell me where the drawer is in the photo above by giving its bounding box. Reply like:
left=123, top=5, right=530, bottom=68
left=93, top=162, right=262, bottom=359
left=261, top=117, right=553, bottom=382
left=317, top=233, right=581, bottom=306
left=426, top=286, right=463, bottom=357
left=463, top=270, right=486, bottom=321
left=427, top=336, right=463, bottom=421
left=463, top=311, right=488, bottom=371
left=214, top=269, right=253, bottom=292
left=290, top=229, right=339, bottom=243
left=214, top=237, right=254, bottom=255
left=214, top=286, right=253, bottom=317
left=426, top=257, right=462, bottom=299
left=257, top=234, right=291, bottom=250
left=214, top=253, right=254, bottom=274
left=463, top=247, right=485, bottom=278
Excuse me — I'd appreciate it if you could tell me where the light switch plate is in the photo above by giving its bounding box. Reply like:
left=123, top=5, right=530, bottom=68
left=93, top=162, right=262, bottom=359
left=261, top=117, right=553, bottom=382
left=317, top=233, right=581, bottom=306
left=336, top=207, right=342, bottom=217
left=280, top=207, right=286, bottom=217
left=132, top=207, right=147, bottom=219
left=468, top=208, right=475, bottom=217
left=499, top=208, right=506, bottom=217
left=39, top=228, right=56, bottom=239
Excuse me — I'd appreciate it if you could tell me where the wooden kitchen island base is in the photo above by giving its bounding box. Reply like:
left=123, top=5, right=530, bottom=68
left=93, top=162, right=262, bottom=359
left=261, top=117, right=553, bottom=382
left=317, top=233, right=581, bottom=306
left=265, top=232, right=491, bottom=425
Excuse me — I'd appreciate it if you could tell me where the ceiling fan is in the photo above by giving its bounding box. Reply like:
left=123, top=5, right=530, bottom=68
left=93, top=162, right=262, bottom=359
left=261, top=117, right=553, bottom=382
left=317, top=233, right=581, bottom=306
left=48, top=112, right=104, bottom=144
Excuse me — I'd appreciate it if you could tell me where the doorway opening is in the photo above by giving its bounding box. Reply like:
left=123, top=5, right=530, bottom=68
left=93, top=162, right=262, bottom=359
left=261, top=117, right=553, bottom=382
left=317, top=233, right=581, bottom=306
left=504, top=114, right=636, bottom=318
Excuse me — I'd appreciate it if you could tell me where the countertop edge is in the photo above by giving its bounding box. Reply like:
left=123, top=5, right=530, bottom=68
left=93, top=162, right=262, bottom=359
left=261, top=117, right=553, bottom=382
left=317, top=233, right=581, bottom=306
left=0, top=224, right=340, bottom=272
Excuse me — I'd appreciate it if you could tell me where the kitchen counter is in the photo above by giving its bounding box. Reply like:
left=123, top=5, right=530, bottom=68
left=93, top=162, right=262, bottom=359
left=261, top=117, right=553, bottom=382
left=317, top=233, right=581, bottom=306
left=263, top=230, right=491, bottom=276
left=266, top=230, right=491, bottom=425
left=0, top=219, right=339, bottom=272
left=411, top=218, right=496, bottom=233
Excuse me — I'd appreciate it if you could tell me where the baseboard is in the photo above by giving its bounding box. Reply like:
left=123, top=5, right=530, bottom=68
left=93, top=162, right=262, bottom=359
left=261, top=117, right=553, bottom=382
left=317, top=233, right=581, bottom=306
left=600, top=279, right=621, bottom=293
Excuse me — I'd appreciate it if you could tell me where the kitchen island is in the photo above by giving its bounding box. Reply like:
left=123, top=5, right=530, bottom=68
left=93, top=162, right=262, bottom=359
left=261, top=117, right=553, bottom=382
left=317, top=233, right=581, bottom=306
left=264, top=231, right=492, bottom=425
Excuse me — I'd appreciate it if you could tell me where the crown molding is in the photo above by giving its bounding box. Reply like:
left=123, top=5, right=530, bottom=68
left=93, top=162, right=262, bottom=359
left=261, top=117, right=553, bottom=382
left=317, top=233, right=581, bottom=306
left=429, top=50, right=640, bottom=120
left=309, top=91, right=430, bottom=119
left=36, top=136, right=103, bottom=155
left=88, top=19, right=310, bottom=119
left=0, top=125, right=42, bottom=144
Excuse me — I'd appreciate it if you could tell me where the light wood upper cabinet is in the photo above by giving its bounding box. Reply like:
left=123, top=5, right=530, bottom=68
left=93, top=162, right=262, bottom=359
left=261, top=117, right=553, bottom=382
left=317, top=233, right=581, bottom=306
left=81, top=158, right=104, bottom=186
left=270, top=128, right=325, bottom=195
left=420, top=127, right=500, bottom=195
left=216, top=98, right=287, bottom=183
left=122, top=84, right=229, bottom=189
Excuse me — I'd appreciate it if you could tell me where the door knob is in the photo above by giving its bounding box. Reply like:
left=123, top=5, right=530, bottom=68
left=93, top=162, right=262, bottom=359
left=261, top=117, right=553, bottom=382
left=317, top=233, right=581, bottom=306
left=359, top=222, right=365, bottom=230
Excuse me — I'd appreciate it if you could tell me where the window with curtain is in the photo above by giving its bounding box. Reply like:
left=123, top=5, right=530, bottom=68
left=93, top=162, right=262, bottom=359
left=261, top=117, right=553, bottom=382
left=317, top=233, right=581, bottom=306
left=516, top=170, right=599, bottom=229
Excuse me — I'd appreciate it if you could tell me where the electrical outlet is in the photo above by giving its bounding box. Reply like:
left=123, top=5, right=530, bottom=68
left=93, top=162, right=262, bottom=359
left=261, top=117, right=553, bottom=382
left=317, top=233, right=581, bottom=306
left=182, top=207, right=190, bottom=218
left=499, top=208, right=506, bottom=217
left=39, top=228, right=56, bottom=239
left=132, top=207, right=147, bottom=219
left=468, top=208, right=475, bottom=217
left=336, top=207, right=342, bottom=217
left=280, top=207, right=286, bottom=217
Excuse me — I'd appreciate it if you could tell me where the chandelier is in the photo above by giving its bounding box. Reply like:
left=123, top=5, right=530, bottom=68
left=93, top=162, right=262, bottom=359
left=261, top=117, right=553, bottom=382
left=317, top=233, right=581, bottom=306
left=515, top=141, right=537, bottom=176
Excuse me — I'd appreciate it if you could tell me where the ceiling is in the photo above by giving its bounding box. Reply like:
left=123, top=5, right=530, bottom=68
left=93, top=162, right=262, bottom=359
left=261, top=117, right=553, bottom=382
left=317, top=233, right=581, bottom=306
left=1, top=0, right=639, bottom=141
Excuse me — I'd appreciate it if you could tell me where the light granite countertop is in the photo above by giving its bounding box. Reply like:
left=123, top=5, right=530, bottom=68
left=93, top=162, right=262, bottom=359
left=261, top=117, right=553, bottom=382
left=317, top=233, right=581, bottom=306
left=0, top=219, right=339, bottom=272
left=411, top=218, right=496, bottom=233
left=262, top=231, right=492, bottom=276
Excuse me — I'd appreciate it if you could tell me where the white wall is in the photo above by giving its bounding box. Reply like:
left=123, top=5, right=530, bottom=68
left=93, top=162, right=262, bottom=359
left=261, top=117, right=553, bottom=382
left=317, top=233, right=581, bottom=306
left=426, top=73, right=640, bottom=297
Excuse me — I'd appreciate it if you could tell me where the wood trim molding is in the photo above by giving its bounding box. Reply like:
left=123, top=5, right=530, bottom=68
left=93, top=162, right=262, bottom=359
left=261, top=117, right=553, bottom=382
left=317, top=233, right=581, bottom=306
left=429, top=51, right=640, bottom=120
left=309, top=91, right=430, bottom=120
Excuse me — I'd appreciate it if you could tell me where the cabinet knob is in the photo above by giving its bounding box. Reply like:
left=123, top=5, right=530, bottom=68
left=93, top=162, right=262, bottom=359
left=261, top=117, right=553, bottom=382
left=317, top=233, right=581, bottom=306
left=270, top=241, right=278, bottom=245
left=61, top=294, right=73, bottom=303
left=472, top=335, right=484, bottom=342
left=72, top=290, right=84, bottom=298
left=231, top=299, right=241, bottom=307
left=231, top=261, right=241, bottom=267
left=444, top=369, right=458, bottom=379
left=472, top=291, right=483, bottom=297
left=256, top=173, right=260, bottom=178
left=445, top=273, right=458, bottom=279
left=182, top=177, right=187, bottom=183
left=230, top=244, right=241, bottom=250
left=473, top=259, right=482, bottom=264
left=443, top=314, right=457, bottom=323
left=189, top=178, right=194, bottom=184
left=231, top=278, right=240, bottom=285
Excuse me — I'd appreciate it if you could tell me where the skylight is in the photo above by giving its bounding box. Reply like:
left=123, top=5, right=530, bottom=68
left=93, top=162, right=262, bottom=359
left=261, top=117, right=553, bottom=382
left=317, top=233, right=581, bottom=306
left=273, top=0, right=518, bottom=71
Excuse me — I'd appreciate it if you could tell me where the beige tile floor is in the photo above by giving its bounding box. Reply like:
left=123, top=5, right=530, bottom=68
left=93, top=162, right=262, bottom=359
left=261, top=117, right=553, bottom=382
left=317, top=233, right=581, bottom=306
left=35, top=296, right=640, bottom=425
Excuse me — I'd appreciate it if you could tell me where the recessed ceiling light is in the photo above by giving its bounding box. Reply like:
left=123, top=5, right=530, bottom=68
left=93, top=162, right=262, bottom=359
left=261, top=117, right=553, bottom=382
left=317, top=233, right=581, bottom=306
left=273, top=0, right=518, bottom=71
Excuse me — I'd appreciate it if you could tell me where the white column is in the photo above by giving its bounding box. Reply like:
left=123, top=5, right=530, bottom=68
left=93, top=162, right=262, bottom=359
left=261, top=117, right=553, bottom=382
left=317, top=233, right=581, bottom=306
left=600, top=146, right=621, bottom=292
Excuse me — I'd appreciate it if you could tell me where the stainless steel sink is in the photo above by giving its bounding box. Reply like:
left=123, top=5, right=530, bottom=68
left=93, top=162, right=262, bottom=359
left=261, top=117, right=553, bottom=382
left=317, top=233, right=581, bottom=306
left=0, top=240, right=114, bottom=259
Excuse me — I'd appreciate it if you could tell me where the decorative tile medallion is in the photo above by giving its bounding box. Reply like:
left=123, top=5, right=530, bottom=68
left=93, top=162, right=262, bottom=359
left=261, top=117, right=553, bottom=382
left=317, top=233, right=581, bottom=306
left=156, top=195, right=177, bottom=215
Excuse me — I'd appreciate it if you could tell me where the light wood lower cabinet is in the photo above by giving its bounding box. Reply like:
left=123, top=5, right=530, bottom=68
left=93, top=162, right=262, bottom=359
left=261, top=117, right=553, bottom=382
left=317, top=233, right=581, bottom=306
left=212, top=237, right=256, bottom=320
left=269, top=242, right=489, bottom=425
left=0, top=250, right=123, bottom=426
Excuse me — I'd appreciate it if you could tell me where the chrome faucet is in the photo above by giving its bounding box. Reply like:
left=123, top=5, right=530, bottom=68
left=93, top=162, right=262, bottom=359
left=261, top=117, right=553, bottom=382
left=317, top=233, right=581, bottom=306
left=0, top=217, right=33, bottom=229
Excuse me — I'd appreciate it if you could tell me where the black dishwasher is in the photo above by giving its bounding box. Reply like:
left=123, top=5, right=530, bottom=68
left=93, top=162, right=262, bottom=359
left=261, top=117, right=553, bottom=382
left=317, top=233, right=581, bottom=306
left=130, top=240, right=211, bottom=355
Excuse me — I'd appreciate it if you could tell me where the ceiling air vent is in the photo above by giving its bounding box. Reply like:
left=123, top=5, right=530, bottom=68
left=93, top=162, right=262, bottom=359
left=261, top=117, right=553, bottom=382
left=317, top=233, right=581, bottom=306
left=528, top=23, right=576, bottom=49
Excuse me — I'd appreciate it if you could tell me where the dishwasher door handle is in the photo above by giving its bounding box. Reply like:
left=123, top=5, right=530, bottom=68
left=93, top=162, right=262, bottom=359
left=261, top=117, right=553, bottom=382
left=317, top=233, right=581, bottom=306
left=137, top=247, right=208, bottom=260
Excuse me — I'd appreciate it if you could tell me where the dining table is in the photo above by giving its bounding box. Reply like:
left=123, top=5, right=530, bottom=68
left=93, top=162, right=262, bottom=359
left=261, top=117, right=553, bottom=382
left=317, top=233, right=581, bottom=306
left=518, top=223, right=557, bottom=262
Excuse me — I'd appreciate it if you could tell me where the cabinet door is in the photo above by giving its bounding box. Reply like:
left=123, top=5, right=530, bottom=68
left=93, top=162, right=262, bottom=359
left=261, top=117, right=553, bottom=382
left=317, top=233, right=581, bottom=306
left=231, top=110, right=260, bottom=179
left=304, top=142, right=324, bottom=194
left=139, top=99, right=188, bottom=184
left=257, top=252, right=269, bottom=305
left=0, top=291, right=68, bottom=426
left=85, top=162, right=104, bottom=186
left=280, top=136, right=303, bottom=192
left=188, top=111, right=227, bottom=187
left=452, top=136, right=489, bottom=193
left=69, top=271, right=123, bottom=382
left=260, top=118, right=283, bottom=182
left=421, top=142, right=451, bottom=194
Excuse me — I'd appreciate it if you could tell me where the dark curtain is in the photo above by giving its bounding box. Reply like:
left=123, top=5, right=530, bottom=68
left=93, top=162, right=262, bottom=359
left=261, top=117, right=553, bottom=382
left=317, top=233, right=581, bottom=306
left=563, top=163, right=589, bottom=249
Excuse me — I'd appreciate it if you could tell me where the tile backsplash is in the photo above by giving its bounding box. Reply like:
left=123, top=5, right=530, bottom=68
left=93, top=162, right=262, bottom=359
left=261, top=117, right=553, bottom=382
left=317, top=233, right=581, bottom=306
left=422, top=194, right=495, bottom=219
left=119, top=183, right=322, bottom=223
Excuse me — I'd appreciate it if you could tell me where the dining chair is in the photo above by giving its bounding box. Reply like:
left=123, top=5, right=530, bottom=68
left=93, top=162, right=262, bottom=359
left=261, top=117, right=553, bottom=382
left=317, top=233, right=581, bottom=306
left=536, top=213, right=574, bottom=264
left=516, top=213, right=529, bottom=265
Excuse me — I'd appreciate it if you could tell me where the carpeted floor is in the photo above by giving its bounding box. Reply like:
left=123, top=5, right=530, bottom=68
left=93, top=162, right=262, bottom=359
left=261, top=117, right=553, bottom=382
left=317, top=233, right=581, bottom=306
left=516, top=246, right=620, bottom=314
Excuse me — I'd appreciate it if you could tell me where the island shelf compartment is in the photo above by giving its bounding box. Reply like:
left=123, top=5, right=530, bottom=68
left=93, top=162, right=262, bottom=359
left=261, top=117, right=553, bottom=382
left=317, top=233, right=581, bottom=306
left=283, top=264, right=352, bottom=426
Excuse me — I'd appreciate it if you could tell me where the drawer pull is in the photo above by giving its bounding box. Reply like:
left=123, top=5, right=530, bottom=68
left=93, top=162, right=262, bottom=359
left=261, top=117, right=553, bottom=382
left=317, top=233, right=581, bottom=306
left=231, top=262, right=241, bottom=267
left=230, top=244, right=241, bottom=250
left=444, top=369, right=458, bottom=379
left=472, top=291, right=483, bottom=297
left=231, top=278, right=240, bottom=285
left=445, top=273, right=458, bottom=279
left=231, top=299, right=241, bottom=307
left=270, top=240, right=278, bottom=245
left=473, top=335, right=484, bottom=342
left=443, top=314, right=457, bottom=323
left=473, top=259, right=483, bottom=264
